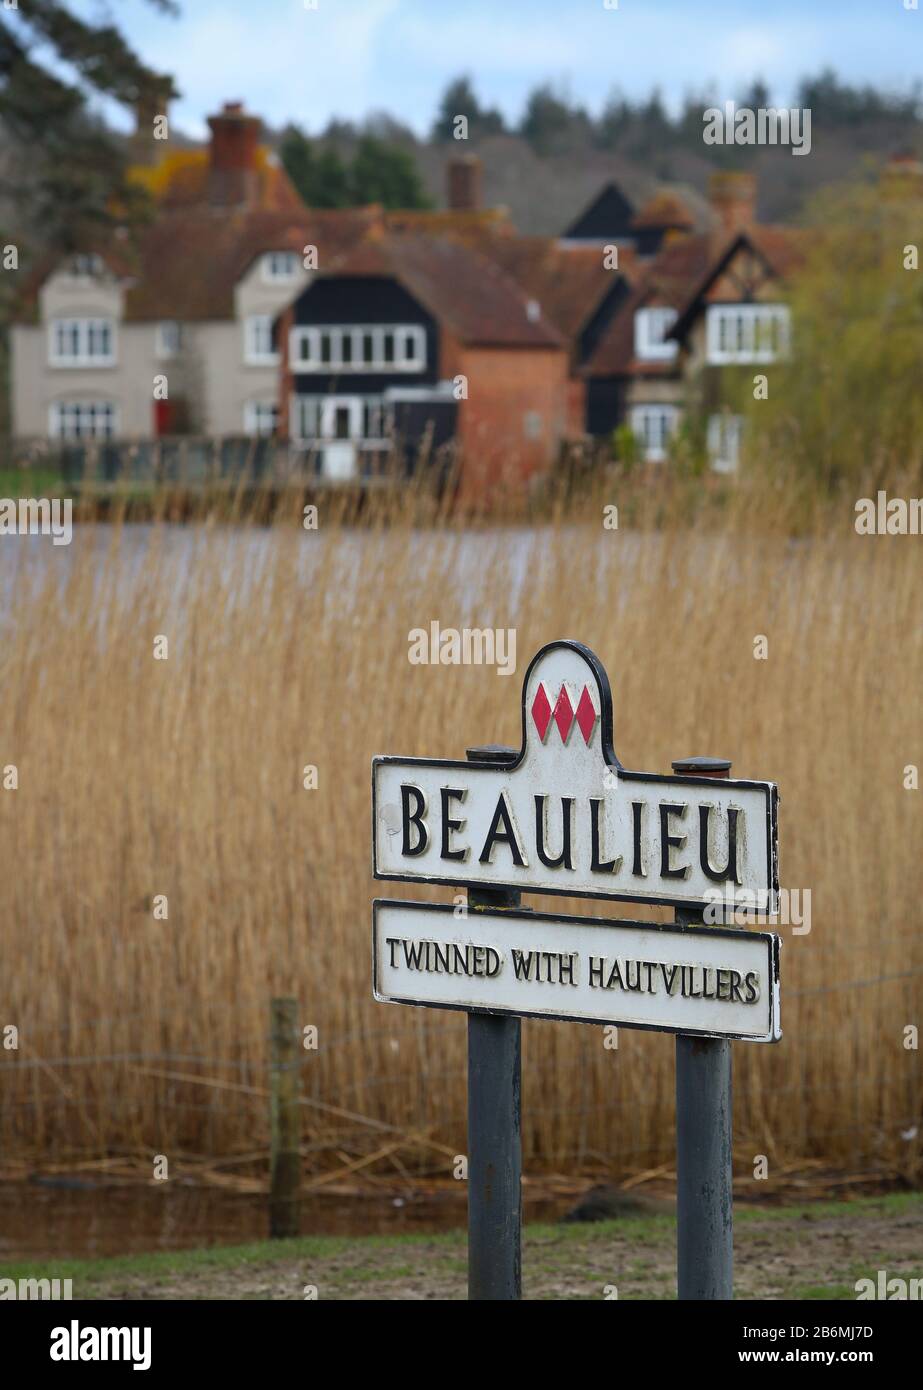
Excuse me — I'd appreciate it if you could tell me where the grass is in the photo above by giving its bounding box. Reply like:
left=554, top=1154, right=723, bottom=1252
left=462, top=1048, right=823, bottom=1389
left=0, top=467, right=67, bottom=496
left=2, top=1193, right=919, bottom=1300
left=0, top=479, right=920, bottom=1185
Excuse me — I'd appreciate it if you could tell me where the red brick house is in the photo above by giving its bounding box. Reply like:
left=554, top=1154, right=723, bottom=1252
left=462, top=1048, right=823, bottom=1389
left=277, top=228, right=569, bottom=502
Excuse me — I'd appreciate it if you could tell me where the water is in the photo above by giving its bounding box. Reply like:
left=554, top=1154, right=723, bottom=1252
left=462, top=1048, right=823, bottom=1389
left=0, top=1182, right=566, bottom=1262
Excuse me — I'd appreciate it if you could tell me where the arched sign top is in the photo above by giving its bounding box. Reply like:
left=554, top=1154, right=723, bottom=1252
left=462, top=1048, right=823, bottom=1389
left=373, top=638, right=779, bottom=914
left=516, top=639, right=621, bottom=771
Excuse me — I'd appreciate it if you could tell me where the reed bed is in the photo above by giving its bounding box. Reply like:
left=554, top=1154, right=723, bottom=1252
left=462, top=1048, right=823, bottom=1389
left=0, top=483, right=920, bottom=1184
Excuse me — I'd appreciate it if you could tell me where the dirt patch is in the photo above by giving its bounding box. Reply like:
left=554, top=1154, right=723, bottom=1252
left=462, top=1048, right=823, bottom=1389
left=73, top=1198, right=923, bottom=1300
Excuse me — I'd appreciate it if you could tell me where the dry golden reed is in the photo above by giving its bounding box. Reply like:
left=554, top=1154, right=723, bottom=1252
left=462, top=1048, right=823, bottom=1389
left=0, top=490, right=920, bottom=1183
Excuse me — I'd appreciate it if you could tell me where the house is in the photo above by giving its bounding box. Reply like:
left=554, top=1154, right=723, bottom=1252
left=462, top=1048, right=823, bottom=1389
left=580, top=233, right=713, bottom=454
left=277, top=229, right=568, bottom=500
left=481, top=235, right=636, bottom=434
left=667, top=219, right=806, bottom=471
left=9, top=112, right=524, bottom=451
left=561, top=177, right=713, bottom=262
left=9, top=101, right=374, bottom=443
left=582, top=173, right=805, bottom=468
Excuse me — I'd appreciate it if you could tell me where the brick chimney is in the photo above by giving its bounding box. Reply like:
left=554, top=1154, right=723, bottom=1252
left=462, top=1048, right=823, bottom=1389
left=207, top=101, right=262, bottom=207
left=708, top=172, right=757, bottom=240
left=131, top=76, right=172, bottom=167
left=447, top=154, right=482, bottom=212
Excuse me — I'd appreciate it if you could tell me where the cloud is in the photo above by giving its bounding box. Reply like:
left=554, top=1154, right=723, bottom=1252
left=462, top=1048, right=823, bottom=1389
left=125, top=0, right=403, bottom=135
left=86, top=0, right=920, bottom=137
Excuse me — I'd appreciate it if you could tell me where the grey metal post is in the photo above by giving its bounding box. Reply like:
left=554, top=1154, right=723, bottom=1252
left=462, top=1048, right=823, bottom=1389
left=465, top=745, right=522, bottom=1301
left=672, top=756, right=734, bottom=1300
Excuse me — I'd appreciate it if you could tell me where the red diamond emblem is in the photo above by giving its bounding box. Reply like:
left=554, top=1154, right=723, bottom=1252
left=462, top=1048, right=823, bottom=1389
left=575, top=685, right=598, bottom=745
left=553, top=684, right=575, bottom=742
left=531, top=682, right=552, bottom=741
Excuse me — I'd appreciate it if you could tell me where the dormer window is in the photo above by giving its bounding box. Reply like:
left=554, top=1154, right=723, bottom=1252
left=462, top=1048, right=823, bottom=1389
left=262, top=251, right=298, bottom=283
left=634, top=307, right=678, bottom=361
left=68, top=253, right=104, bottom=279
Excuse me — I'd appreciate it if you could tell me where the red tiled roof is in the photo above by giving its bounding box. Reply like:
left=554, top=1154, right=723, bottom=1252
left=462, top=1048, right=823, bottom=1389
left=383, top=207, right=514, bottom=241
left=478, top=237, right=637, bottom=345
left=12, top=207, right=385, bottom=323
left=668, top=226, right=809, bottom=341
left=583, top=234, right=712, bottom=376
left=132, top=147, right=306, bottom=218
left=746, top=225, right=810, bottom=278
left=630, top=192, right=695, bottom=231
left=315, top=231, right=565, bottom=349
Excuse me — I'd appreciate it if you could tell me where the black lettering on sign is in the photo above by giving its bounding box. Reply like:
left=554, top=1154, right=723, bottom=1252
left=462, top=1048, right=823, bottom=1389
left=659, top=803, right=690, bottom=879
left=440, top=787, right=468, bottom=861
left=479, top=791, right=526, bottom=867
left=534, top=795, right=575, bottom=870
left=590, top=798, right=622, bottom=874
left=631, top=802, right=645, bottom=877
left=699, top=805, right=742, bottom=885
left=660, top=962, right=680, bottom=995
left=401, top=785, right=428, bottom=857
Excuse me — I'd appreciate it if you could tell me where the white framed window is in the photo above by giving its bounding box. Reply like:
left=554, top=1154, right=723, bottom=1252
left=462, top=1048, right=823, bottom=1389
left=48, top=317, right=116, bottom=367
left=156, top=321, right=184, bottom=360
left=707, top=414, right=744, bottom=473
left=49, top=401, right=118, bottom=440
left=289, top=324, right=426, bottom=374
left=634, top=307, right=678, bottom=361
left=629, top=404, right=679, bottom=462
left=243, top=400, right=279, bottom=437
left=706, top=304, right=790, bottom=365
left=244, top=314, right=279, bottom=365
left=262, top=251, right=299, bottom=283
left=290, top=394, right=390, bottom=443
left=291, top=395, right=320, bottom=441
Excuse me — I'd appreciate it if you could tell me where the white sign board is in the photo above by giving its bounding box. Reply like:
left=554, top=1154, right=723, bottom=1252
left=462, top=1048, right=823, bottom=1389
left=373, top=640, right=779, bottom=912
left=373, top=900, right=781, bottom=1042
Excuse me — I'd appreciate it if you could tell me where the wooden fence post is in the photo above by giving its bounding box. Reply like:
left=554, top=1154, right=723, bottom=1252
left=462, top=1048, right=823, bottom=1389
left=269, top=996, right=301, bottom=1239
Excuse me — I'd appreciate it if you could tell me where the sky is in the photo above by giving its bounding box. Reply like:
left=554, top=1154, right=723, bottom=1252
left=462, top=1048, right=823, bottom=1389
left=67, top=0, right=923, bottom=138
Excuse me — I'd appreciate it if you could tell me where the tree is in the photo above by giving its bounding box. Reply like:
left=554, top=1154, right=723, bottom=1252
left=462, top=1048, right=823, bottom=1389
left=740, top=177, right=923, bottom=494
left=0, top=0, right=178, bottom=251
left=431, top=75, right=505, bottom=142
left=280, top=127, right=431, bottom=210
left=739, top=77, right=771, bottom=111
left=279, top=125, right=352, bottom=208
left=595, top=88, right=634, bottom=149
left=519, top=82, right=590, bottom=155
left=350, top=135, right=431, bottom=209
